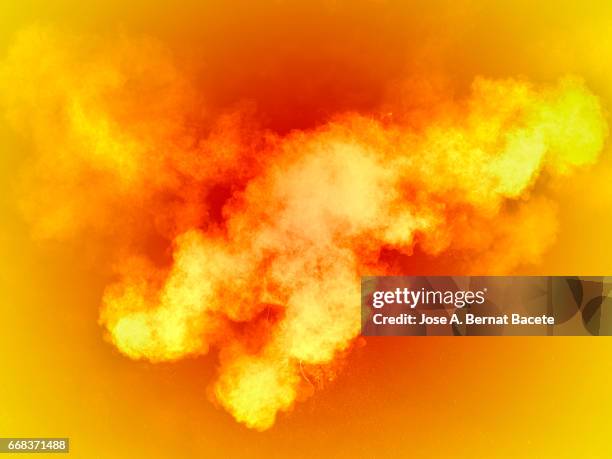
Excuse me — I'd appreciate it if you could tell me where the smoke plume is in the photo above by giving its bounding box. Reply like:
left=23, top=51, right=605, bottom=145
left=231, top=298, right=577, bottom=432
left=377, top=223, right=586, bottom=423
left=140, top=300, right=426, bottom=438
left=0, top=26, right=607, bottom=429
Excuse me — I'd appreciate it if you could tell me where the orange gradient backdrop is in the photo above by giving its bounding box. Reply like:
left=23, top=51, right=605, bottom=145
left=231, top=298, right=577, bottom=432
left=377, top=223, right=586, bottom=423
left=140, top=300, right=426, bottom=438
left=2, top=1, right=612, bottom=457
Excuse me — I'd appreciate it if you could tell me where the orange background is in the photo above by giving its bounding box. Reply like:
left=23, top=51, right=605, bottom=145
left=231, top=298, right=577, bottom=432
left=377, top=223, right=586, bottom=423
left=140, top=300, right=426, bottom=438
left=2, top=1, right=612, bottom=457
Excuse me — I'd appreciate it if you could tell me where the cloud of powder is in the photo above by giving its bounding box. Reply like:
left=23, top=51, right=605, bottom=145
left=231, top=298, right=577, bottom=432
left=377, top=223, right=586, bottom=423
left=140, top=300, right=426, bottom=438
left=0, top=26, right=608, bottom=430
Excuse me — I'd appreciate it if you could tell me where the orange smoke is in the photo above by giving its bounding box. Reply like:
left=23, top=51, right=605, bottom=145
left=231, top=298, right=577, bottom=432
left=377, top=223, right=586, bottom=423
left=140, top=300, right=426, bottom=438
left=0, top=26, right=608, bottom=430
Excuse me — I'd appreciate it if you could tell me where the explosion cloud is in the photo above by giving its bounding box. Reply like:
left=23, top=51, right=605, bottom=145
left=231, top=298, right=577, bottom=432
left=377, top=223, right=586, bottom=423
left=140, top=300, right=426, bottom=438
left=0, top=26, right=607, bottom=430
